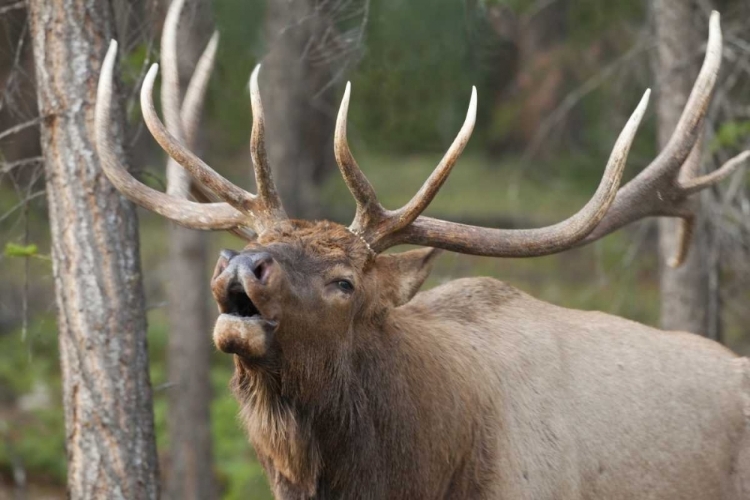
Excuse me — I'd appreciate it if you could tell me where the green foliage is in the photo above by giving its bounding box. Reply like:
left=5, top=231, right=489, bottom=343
left=344, top=0, right=484, bottom=152
left=488, top=98, right=524, bottom=143
left=566, top=0, right=643, bottom=46
left=0, top=317, right=66, bottom=483
left=209, top=0, right=267, bottom=150
left=0, top=307, right=274, bottom=498
left=0, top=409, right=67, bottom=483
left=146, top=311, right=273, bottom=498
left=121, top=42, right=151, bottom=87
left=711, top=120, right=750, bottom=152
left=4, top=242, right=38, bottom=258
left=572, top=85, right=658, bottom=187
left=478, top=0, right=537, bottom=11
left=211, top=375, right=272, bottom=500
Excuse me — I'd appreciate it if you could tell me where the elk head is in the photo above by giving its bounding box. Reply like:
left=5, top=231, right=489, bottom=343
left=209, top=221, right=440, bottom=367
left=94, top=10, right=744, bottom=377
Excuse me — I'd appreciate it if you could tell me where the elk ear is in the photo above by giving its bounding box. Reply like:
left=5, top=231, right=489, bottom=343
left=375, top=248, right=442, bottom=307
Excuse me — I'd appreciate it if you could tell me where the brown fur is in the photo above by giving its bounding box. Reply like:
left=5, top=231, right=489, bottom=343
left=211, top=220, right=750, bottom=499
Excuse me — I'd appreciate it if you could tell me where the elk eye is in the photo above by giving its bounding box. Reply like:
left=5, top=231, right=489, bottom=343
left=336, top=279, right=354, bottom=293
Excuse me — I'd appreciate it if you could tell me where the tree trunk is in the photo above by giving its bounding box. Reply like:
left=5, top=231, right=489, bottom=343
left=27, top=1, right=159, bottom=498
left=162, top=2, right=217, bottom=498
left=165, top=226, right=214, bottom=500
left=261, top=0, right=337, bottom=218
left=652, top=0, right=714, bottom=337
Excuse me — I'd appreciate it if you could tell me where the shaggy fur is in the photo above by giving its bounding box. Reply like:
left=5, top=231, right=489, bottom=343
left=211, top=220, right=750, bottom=500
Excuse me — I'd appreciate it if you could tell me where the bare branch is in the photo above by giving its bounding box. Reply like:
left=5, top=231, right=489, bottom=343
left=0, top=1, right=24, bottom=16
left=0, top=156, right=43, bottom=175
left=0, top=118, right=41, bottom=142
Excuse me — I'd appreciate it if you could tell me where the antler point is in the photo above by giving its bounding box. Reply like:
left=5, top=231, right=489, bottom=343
left=249, top=64, right=262, bottom=91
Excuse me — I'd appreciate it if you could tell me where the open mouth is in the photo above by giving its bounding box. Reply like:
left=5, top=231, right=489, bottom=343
left=214, top=285, right=276, bottom=358
left=226, top=283, right=262, bottom=319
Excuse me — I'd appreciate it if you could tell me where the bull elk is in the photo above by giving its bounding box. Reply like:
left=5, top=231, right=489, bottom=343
left=95, top=2, right=749, bottom=498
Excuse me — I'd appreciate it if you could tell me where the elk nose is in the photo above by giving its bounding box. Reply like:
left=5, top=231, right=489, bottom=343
left=235, top=251, right=275, bottom=285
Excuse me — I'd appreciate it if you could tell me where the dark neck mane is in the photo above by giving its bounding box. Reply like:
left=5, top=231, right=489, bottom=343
left=229, top=325, right=416, bottom=498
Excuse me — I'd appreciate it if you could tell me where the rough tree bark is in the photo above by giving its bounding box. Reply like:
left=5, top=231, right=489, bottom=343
left=651, top=0, right=714, bottom=337
left=161, top=1, right=217, bottom=498
left=27, top=1, right=159, bottom=498
left=261, top=0, right=337, bottom=218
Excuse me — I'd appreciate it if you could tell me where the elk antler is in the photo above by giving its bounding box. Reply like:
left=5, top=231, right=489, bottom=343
left=334, top=11, right=747, bottom=261
left=578, top=11, right=748, bottom=266
left=95, top=41, right=247, bottom=231
left=95, top=0, right=287, bottom=236
left=159, top=0, right=254, bottom=239
left=248, top=65, right=285, bottom=215
left=335, top=84, right=649, bottom=257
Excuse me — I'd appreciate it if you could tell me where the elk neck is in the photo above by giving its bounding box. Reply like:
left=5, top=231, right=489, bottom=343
left=227, top=305, right=488, bottom=497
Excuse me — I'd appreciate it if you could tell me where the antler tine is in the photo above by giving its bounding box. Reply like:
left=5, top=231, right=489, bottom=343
left=389, top=87, right=477, bottom=232
left=95, top=40, right=248, bottom=231
left=667, top=216, right=695, bottom=268
left=181, top=32, right=257, bottom=240
left=161, top=1, right=255, bottom=240
left=680, top=150, right=750, bottom=194
left=177, top=29, right=220, bottom=201
left=646, top=11, right=723, bottom=181
left=141, top=63, right=258, bottom=215
left=162, top=0, right=190, bottom=199
left=161, top=0, right=186, bottom=144
left=370, top=89, right=651, bottom=256
left=334, top=82, right=384, bottom=232
left=248, top=65, right=286, bottom=218
left=664, top=149, right=749, bottom=267
left=182, top=31, right=219, bottom=148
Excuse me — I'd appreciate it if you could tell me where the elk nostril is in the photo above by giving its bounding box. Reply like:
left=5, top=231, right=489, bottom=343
left=251, top=256, right=273, bottom=284
left=214, top=249, right=238, bottom=278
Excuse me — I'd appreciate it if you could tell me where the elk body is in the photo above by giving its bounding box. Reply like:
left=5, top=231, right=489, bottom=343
left=95, top=3, right=749, bottom=498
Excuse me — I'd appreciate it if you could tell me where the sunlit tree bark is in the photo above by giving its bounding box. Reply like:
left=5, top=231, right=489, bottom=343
left=27, top=0, right=159, bottom=497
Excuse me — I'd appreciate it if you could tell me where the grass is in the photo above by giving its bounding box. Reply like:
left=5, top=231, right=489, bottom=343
left=320, top=152, right=595, bottom=223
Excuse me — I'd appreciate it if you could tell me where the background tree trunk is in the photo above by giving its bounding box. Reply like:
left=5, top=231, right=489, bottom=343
left=261, top=0, right=338, bottom=218
left=651, top=0, right=715, bottom=337
left=27, top=1, right=159, bottom=498
left=161, top=1, right=217, bottom=498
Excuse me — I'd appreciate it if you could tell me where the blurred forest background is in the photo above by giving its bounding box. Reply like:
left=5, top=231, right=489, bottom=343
left=1, top=0, right=749, bottom=498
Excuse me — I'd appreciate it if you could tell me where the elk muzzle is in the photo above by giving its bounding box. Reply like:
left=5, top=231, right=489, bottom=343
left=211, top=249, right=279, bottom=358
